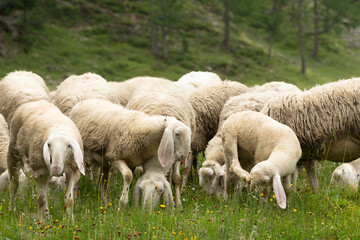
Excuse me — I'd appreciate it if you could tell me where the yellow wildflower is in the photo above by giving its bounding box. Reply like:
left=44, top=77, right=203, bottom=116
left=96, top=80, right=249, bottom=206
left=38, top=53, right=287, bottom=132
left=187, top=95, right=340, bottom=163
left=152, top=227, right=155, bottom=230
left=29, top=227, right=32, bottom=230
left=108, top=203, right=112, bottom=206
left=172, top=232, right=176, bottom=235
left=160, top=204, right=166, bottom=209
left=270, top=199, right=273, bottom=202
left=100, top=207, right=103, bottom=210
left=293, top=209, right=297, bottom=212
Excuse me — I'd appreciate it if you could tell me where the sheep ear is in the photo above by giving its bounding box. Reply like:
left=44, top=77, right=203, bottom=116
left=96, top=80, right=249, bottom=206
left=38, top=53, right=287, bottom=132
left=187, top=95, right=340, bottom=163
left=273, top=174, right=286, bottom=209
left=158, top=127, right=174, bottom=167
left=69, top=138, right=85, bottom=175
left=163, top=180, right=174, bottom=208
left=43, top=141, right=51, bottom=167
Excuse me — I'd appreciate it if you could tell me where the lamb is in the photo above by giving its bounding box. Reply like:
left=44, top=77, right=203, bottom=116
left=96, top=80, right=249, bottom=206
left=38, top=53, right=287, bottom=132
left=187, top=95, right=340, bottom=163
left=125, top=76, right=196, bottom=207
left=8, top=100, right=85, bottom=217
left=176, top=71, right=222, bottom=92
left=221, top=111, right=302, bottom=209
left=0, top=71, right=50, bottom=123
left=330, top=158, right=360, bottom=189
left=53, top=72, right=118, bottom=115
left=261, top=78, right=360, bottom=193
left=200, top=82, right=301, bottom=196
left=68, top=99, right=191, bottom=209
left=187, top=81, right=248, bottom=188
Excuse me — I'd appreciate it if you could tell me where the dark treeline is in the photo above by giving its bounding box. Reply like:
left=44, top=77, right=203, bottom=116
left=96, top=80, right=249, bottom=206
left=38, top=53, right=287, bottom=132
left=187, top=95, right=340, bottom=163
left=1, top=0, right=360, bottom=76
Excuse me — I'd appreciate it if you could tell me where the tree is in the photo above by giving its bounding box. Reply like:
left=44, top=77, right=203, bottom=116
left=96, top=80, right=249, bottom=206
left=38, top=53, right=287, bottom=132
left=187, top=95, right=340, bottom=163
left=297, top=0, right=306, bottom=76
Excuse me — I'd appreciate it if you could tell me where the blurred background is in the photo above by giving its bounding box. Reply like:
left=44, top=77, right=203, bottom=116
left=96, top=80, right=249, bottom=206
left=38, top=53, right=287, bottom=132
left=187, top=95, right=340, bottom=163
left=0, top=0, right=360, bottom=89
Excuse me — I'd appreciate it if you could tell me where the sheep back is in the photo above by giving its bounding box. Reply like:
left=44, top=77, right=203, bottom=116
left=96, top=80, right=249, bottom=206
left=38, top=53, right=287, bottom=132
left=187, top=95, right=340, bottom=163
left=0, top=71, right=50, bottom=123
left=53, top=73, right=117, bottom=115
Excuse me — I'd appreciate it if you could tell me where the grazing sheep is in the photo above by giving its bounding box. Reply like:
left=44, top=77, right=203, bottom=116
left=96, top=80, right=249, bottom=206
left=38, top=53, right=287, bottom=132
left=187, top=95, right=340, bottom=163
left=126, top=76, right=196, bottom=207
left=176, top=71, right=222, bottom=92
left=200, top=82, right=301, bottom=196
left=331, top=158, right=360, bottom=189
left=69, top=99, right=191, bottom=209
left=0, top=114, right=9, bottom=175
left=222, top=111, right=302, bottom=209
left=0, top=71, right=50, bottom=123
left=53, top=72, right=118, bottom=115
left=188, top=81, right=248, bottom=188
left=261, top=78, right=360, bottom=193
left=8, top=100, right=85, bottom=217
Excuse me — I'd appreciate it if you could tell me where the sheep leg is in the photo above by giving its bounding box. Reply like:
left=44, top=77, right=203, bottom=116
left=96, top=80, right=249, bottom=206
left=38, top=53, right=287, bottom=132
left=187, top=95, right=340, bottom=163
left=112, top=160, right=132, bottom=209
left=99, top=165, right=111, bottom=204
left=172, top=160, right=181, bottom=207
left=291, top=167, right=299, bottom=189
left=181, top=151, right=194, bottom=192
left=283, top=175, right=291, bottom=197
left=35, top=174, right=51, bottom=218
left=64, top=170, right=81, bottom=218
left=7, top=142, right=21, bottom=211
left=304, top=160, right=319, bottom=193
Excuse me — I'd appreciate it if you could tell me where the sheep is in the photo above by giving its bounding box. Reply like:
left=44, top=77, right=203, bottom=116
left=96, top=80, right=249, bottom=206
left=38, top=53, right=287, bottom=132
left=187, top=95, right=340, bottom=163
left=261, top=78, right=360, bottom=193
left=221, top=111, right=302, bottom=209
left=187, top=81, right=248, bottom=188
left=330, top=158, right=360, bottom=190
left=68, top=99, right=191, bottom=209
left=53, top=72, right=118, bottom=115
left=0, top=114, right=9, bottom=175
left=0, top=71, right=51, bottom=123
left=8, top=100, right=85, bottom=218
left=109, top=76, right=183, bottom=106
left=176, top=71, right=222, bottom=92
left=125, top=76, right=196, bottom=207
left=200, top=82, right=301, bottom=196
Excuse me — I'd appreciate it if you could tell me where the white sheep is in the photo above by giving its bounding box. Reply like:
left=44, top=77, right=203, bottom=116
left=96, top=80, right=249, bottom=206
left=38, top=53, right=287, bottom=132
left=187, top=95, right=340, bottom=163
left=331, top=158, right=360, bottom=190
left=222, top=111, right=302, bottom=209
left=262, top=78, right=360, bottom=193
left=176, top=71, right=222, bottom=92
left=69, top=99, right=191, bottom=209
left=8, top=100, right=85, bottom=217
left=0, top=70, right=50, bottom=123
left=200, top=82, right=301, bottom=196
left=125, top=76, right=196, bottom=207
left=53, top=72, right=118, bottom=115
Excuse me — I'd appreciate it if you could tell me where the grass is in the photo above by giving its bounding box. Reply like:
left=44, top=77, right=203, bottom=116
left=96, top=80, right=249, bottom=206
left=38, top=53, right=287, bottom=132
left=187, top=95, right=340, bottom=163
left=0, top=161, right=359, bottom=239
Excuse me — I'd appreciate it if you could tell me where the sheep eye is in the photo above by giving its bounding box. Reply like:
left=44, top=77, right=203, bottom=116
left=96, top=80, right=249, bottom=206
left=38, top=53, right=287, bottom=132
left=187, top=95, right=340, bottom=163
left=47, top=143, right=51, bottom=148
left=49, top=155, right=52, bottom=164
left=67, top=144, right=71, bottom=149
left=175, top=132, right=180, bottom=137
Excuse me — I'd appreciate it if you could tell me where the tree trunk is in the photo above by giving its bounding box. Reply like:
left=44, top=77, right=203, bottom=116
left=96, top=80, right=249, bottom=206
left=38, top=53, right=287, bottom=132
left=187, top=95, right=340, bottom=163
left=222, top=0, right=230, bottom=48
left=161, top=0, right=167, bottom=59
left=311, top=0, right=319, bottom=59
left=298, top=0, right=306, bottom=76
left=268, top=35, right=273, bottom=58
left=149, top=0, right=159, bottom=56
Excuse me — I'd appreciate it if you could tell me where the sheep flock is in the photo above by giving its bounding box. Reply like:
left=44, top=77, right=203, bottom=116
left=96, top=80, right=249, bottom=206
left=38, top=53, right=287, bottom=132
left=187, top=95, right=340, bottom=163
left=0, top=70, right=359, bottom=220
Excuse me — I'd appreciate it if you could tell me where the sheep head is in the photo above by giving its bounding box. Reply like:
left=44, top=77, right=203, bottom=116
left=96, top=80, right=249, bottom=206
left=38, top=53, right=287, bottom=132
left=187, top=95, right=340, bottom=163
left=158, top=117, right=191, bottom=167
left=247, top=162, right=286, bottom=209
left=331, top=163, right=359, bottom=190
left=43, top=132, right=85, bottom=176
left=134, top=171, right=173, bottom=210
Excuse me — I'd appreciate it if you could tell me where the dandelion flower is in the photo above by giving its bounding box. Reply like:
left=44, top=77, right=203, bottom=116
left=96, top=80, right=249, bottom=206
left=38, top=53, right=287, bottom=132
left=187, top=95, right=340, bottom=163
left=272, top=195, right=276, bottom=199
left=108, top=203, right=112, bottom=206
left=153, top=236, right=157, bottom=239
left=29, top=227, right=32, bottom=230
left=224, top=205, right=228, bottom=208
left=172, top=232, right=176, bottom=235
left=270, top=199, right=273, bottom=202
left=260, top=193, right=264, bottom=197
left=152, top=227, right=155, bottom=230
left=160, top=204, right=166, bottom=209
left=100, top=207, right=103, bottom=210
left=293, top=209, right=297, bottom=212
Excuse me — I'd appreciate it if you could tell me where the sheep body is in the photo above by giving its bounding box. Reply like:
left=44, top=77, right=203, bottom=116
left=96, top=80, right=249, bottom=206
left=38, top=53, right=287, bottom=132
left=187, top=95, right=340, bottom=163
left=69, top=99, right=191, bottom=208
left=200, top=82, right=301, bottom=195
left=0, top=71, right=50, bottom=123
left=176, top=71, right=222, bottom=92
left=53, top=72, right=118, bottom=115
left=222, top=111, right=302, bottom=209
left=261, top=78, right=360, bottom=192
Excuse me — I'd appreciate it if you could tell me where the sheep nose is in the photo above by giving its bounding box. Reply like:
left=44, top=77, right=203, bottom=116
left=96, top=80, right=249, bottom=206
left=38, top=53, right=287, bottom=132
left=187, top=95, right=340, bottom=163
left=52, top=166, right=63, bottom=176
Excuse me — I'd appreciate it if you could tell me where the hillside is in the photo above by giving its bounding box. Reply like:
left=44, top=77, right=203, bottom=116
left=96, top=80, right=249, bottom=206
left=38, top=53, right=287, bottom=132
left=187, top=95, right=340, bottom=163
left=1, top=0, right=360, bottom=90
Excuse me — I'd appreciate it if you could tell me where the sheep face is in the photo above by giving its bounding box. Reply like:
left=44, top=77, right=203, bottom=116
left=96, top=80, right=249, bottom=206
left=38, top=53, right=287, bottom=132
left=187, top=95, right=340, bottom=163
left=212, top=168, right=226, bottom=198
left=134, top=173, right=173, bottom=210
left=199, top=166, right=215, bottom=194
left=247, top=163, right=272, bottom=191
left=43, top=133, right=84, bottom=176
left=158, top=117, right=191, bottom=167
left=331, top=164, right=359, bottom=189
